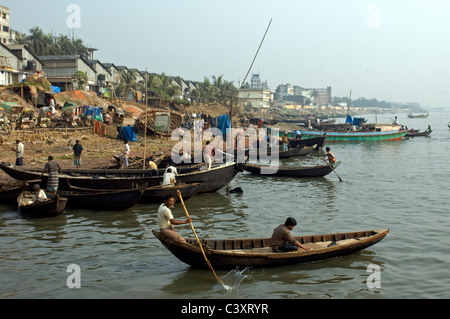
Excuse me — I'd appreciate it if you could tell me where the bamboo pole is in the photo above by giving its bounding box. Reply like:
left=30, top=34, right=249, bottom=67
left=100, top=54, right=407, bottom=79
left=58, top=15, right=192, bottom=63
left=143, top=68, right=148, bottom=170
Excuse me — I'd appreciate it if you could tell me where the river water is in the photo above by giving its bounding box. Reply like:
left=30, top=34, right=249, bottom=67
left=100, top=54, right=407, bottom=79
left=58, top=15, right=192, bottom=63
left=1, top=112, right=449, bottom=300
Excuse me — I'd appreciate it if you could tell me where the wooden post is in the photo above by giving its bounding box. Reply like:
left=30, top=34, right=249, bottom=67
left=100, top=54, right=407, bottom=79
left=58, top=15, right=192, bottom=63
left=143, top=68, right=148, bottom=170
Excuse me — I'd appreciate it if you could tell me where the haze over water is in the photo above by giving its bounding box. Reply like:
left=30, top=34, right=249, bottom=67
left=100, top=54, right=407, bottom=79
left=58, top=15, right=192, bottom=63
left=1, top=111, right=449, bottom=299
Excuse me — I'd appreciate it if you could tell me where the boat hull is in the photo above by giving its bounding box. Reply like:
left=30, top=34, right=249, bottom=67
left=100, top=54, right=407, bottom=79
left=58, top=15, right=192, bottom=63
left=244, top=161, right=341, bottom=177
left=18, top=194, right=67, bottom=217
left=153, top=228, right=389, bottom=269
left=57, top=184, right=146, bottom=210
left=299, top=130, right=408, bottom=142
left=0, top=162, right=240, bottom=194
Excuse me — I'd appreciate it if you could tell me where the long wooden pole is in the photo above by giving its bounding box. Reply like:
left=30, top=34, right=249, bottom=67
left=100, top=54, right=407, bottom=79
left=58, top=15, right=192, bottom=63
left=177, top=193, right=223, bottom=287
left=319, top=152, right=343, bottom=182
left=143, top=68, right=148, bottom=170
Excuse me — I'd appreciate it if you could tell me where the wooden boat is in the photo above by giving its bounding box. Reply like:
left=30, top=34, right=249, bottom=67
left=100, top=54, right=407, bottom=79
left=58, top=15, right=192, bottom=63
left=405, top=129, right=432, bottom=137
left=153, top=228, right=389, bottom=269
left=140, top=182, right=204, bottom=204
left=244, top=161, right=341, bottom=177
left=407, top=113, right=428, bottom=118
left=0, top=181, right=28, bottom=204
left=57, top=183, right=147, bottom=210
left=18, top=192, right=67, bottom=217
left=0, top=162, right=240, bottom=193
left=298, top=130, right=409, bottom=142
left=288, top=135, right=326, bottom=149
left=248, top=145, right=315, bottom=160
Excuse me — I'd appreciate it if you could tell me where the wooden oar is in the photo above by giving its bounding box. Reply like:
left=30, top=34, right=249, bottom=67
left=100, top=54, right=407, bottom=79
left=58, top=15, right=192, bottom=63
left=318, top=151, right=343, bottom=182
left=177, top=192, right=225, bottom=288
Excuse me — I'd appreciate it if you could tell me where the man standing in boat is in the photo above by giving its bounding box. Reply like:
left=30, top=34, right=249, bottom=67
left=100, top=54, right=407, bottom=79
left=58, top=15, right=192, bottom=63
left=41, top=156, right=61, bottom=194
left=157, top=191, right=192, bottom=243
left=270, top=217, right=310, bottom=252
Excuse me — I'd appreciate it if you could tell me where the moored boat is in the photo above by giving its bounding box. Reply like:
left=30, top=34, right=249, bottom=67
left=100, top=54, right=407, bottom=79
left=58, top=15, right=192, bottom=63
left=244, top=161, right=341, bottom=177
left=0, top=162, right=241, bottom=194
left=17, top=192, right=67, bottom=217
left=298, top=130, right=409, bottom=142
left=153, top=228, right=389, bottom=269
left=288, top=135, right=326, bottom=149
left=140, top=182, right=204, bottom=204
left=0, top=181, right=28, bottom=204
left=57, top=183, right=147, bottom=210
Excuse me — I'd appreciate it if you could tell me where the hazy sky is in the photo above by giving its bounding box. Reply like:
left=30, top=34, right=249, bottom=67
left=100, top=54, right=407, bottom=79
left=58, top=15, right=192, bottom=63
left=4, top=0, right=450, bottom=108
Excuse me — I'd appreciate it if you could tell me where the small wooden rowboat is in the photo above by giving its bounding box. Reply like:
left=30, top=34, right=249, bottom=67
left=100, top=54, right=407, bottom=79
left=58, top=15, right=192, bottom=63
left=57, top=183, right=147, bottom=210
left=153, top=228, right=389, bottom=269
left=140, top=182, right=204, bottom=204
left=18, top=192, right=67, bottom=217
left=0, top=181, right=28, bottom=204
left=244, top=161, right=341, bottom=178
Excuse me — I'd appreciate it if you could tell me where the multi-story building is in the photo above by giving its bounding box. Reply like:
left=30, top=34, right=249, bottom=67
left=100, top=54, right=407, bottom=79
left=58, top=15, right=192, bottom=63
left=38, top=55, right=97, bottom=91
left=239, top=73, right=273, bottom=110
left=276, top=83, right=332, bottom=107
left=0, top=42, right=44, bottom=85
left=0, top=5, right=10, bottom=45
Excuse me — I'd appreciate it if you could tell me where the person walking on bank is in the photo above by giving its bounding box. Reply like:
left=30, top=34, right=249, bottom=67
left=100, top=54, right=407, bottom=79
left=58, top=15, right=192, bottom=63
left=120, top=140, right=131, bottom=168
left=270, top=217, right=310, bottom=252
left=11, top=139, right=24, bottom=166
left=41, top=156, right=61, bottom=194
left=73, top=140, right=83, bottom=168
left=157, top=191, right=192, bottom=243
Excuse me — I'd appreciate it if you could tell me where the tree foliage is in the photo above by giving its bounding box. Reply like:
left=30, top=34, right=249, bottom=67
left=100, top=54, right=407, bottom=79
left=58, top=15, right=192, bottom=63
left=13, top=27, right=89, bottom=58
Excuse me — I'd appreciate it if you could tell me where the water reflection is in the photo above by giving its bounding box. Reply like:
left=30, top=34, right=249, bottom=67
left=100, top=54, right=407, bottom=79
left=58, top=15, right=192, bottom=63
left=159, top=250, right=386, bottom=298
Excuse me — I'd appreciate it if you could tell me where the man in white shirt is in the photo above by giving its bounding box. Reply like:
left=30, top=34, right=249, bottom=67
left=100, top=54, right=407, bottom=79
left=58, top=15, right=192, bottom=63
left=164, top=163, right=178, bottom=176
left=203, top=140, right=215, bottom=170
left=161, top=168, right=176, bottom=187
left=157, top=191, right=191, bottom=243
left=12, top=139, right=24, bottom=166
left=120, top=140, right=130, bottom=168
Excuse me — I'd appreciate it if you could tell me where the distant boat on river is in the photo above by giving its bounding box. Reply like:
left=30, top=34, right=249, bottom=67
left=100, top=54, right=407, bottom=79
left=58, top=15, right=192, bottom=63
left=407, top=112, right=429, bottom=118
left=298, top=130, right=409, bottom=142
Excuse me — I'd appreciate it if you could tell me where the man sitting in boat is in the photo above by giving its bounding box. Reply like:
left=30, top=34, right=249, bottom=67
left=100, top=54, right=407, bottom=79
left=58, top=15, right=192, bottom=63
left=161, top=168, right=176, bottom=187
left=270, top=217, right=310, bottom=252
left=18, top=184, right=48, bottom=207
left=325, top=147, right=336, bottom=164
left=157, top=192, right=191, bottom=243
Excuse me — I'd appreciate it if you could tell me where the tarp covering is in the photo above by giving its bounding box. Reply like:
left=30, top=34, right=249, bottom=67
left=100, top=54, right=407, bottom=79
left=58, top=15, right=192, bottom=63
left=116, top=126, right=137, bottom=142
left=51, top=86, right=61, bottom=93
left=345, top=115, right=353, bottom=124
left=352, top=117, right=363, bottom=126
left=82, top=105, right=103, bottom=121
left=218, top=114, right=231, bottom=137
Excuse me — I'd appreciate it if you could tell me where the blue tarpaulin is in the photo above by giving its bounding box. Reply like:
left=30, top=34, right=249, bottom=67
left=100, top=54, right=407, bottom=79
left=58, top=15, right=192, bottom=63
left=353, top=117, right=363, bottom=126
left=345, top=115, right=353, bottom=124
left=117, top=126, right=137, bottom=142
left=51, top=86, right=61, bottom=93
left=218, top=114, right=231, bottom=137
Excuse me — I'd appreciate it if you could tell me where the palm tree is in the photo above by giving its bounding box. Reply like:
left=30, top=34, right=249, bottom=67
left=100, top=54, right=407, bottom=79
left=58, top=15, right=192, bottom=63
left=12, top=32, right=29, bottom=45
left=116, top=69, right=138, bottom=99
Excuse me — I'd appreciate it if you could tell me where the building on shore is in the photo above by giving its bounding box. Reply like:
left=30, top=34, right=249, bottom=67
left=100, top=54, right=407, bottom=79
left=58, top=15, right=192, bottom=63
left=0, top=42, right=44, bottom=85
left=239, top=73, right=273, bottom=112
left=276, top=83, right=332, bottom=108
left=38, top=55, right=97, bottom=91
